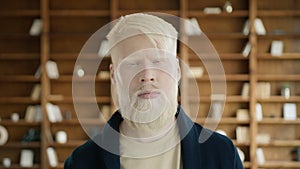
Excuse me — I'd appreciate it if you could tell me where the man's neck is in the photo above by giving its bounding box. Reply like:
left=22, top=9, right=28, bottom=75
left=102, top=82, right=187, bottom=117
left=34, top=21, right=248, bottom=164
left=119, top=117, right=176, bottom=143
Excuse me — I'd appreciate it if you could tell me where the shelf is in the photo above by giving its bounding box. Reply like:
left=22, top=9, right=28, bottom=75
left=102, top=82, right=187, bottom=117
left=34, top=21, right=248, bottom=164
left=50, top=53, right=108, bottom=60
left=243, top=162, right=251, bottom=169
left=47, top=95, right=111, bottom=103
left=188, top=53, right=249, bottom=61
left=49, top=10, right=110, bottom=17
left=232, top=140, right=251, bottom=147
left=51, top=76, right=110, bottom=82
left=0, top=75, right=39, bottom=82
left=258, top=140, right=300, bottom=147
left=50, top=140, right=86, bottom=148
left=0, top=97, right=40, bottom=104
left=257, top=53, right=300, bottom=59
left=187, top=10, right=249, bottom=17
left=0, top=120, right=41, bottom=126
left=196, top=117, right=250, bottom=125
left=0, top=142, right=40, bottom=148
left=257, top=96, right=300, bottom=103
left=189, top=33, right=248, bottom=39
left=0, top=164, right=40, bottom=169
left=0, top=10, right=40, bottom=16
left=257, top=74, right=300, bottom=81
left=50, top=163, right=64, bottom=169
left=258, top=33, right=300, bottom=39
left=117, top=10, right=179, bottom=16
left=194, top=74, right=249, bottom=81
left=0, top=53, right=40, bottom=60
left=258, top=118, right=300, bottom=125
left=258, top=161, right=300, bottom=168
left=258, top=10, right=300, bottom=17
left=190, top=96, right=249, bottom=103
left=51, top=119, right=106, bottom=126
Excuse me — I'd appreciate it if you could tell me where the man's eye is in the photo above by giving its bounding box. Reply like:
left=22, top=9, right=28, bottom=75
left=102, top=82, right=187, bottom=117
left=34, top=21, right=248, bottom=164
left=152, top=60, right=160, bottom=64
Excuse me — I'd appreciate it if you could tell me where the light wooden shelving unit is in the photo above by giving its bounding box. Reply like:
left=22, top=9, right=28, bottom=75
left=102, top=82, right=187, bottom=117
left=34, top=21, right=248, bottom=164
left=0, top=0, right=299, bottom=168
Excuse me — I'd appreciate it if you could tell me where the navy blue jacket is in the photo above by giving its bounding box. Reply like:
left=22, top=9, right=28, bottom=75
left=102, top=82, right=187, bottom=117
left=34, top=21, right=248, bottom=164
left=64, top=106, right=244, bottom=169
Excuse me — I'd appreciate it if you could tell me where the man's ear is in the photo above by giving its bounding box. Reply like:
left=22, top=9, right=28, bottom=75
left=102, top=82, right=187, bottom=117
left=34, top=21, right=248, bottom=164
left=110, top=64, right=116, bottom=84
left=177, top=61, right=181, bottom=82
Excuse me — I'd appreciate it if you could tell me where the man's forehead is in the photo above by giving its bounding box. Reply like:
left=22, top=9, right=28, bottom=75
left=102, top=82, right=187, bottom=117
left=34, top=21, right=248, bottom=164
left=112, top=34, right=155, bottom=60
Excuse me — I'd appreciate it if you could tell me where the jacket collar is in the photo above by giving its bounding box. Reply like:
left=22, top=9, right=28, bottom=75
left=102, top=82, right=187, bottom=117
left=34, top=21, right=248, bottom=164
left=101, top=106, right=197, bottom=169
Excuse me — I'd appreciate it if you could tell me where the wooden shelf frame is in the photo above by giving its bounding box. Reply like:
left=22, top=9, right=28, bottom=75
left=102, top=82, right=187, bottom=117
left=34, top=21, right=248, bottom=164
left=0, top=0, right=299, bottom=168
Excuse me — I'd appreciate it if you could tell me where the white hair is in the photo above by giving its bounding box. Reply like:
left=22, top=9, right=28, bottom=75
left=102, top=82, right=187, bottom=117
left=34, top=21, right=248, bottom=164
left=106, top=13, right=178, bottom=60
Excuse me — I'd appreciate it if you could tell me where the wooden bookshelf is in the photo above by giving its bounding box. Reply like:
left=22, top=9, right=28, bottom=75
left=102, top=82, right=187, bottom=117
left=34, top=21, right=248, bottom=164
left=0, top=0, right=299, bottom=168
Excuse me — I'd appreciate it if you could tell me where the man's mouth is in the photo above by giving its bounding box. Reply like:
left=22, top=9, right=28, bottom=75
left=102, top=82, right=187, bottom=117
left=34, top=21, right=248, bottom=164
left=138, top=90, right=160, bottom=99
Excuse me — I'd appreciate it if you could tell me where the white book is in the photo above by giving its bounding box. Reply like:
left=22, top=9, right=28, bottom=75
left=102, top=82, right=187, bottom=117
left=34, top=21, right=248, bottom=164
left=271, top=40, right=284, bottom=57
left=46, top=60, right=59, bottom=79
left=242, top=19, right=250, bottom=35
left=236, top=126, right=250, bottom=143
left=236, top=109, right=249, bottom=120
left=203, top=7, right=222, bottom=14
left=34, top=105, right=42, bottom=122
left=242, top=41, right=251, bottom=57
left=47, top=147, right=59, bottom=167
left=187, top=67, right=204, bottom=78
left=29, top=19, right=42, bottom=36
left=25, top=105, right=36, bottom=122
left=20, top=149, right=34, bottom=167
left=256, top=148, right=265, bottom=164
left=210, top=102, right=223, bottom=118
left=256, top=103, right=263, bottom=121
left=98, top=40, right=110, bottom=57
left=184, top=18, right=202, bottom=36
left=283, top=103, right=297, bottom=120
left=30, top=84, right=41, bottom=100
left=34, top=65, right=41, bottom=79
left=254, top=18, right=266, bottom=35
left=241, top=82, right=250, bottom=98
left=46, top=103, right=63, bottom=122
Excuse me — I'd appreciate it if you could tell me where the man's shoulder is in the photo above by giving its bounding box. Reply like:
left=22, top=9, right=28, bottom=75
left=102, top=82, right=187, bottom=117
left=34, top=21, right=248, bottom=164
left=192, top=122, right=235, bottom=150
left=64, top=138, right=105, bottom=169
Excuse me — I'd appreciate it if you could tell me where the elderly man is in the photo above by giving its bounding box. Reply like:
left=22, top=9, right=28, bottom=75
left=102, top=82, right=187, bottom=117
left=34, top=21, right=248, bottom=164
left=64, top=13, right=243, bottom=169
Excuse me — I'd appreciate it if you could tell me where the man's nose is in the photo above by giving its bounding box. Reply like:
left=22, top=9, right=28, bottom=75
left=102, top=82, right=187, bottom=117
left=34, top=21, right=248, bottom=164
left=139, top=69, right=155, bottom=83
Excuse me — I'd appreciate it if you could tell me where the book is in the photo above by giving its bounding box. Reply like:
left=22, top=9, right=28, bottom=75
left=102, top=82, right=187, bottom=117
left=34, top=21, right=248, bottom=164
left=271, top=40, right=284, bottom=57
left=236, top=109, right=249, bottom=120
left=25, top=105, right=35, bottom=122
left=236, top=126, right=250, bottom=143
left=203, top=7, right=222, bottom=14
left=254, top=18, right=266, bottom=35
left=98, top=71, right=110, bottom=80
left=283, top=103, right=297, bottom=120
left=30, top=84, right=41, bottom=100
left=47, top=147, right=59, bottom=167
left=256, top=148, right=265, bottom=164
left=241, top=82, right=250, bottom=98
left=184, top=18, right=202, bottom=36
left=256, top=133, right=271, bottom=144
left=210, top=102, right=223, bottom=119
left=98, top=40, right=110, bottom=57
left=29, top=19, right=42, bottom=36
left=256, top=82, right=271, bottom=98
left=34, top=65, right=41, bottom=79
left=20, top=149, right=34, bottom=167
left=242, top=19, right=250, bottom=35
left=187, top=66, right=204, bottom=78
left=46, top=60, right=59, bottom=79
left=256, top=103, right=263, bottom=121
left=25, top=105, right=42, bottom=122
left=46, top=103, right=63, bottom=122
left=242, top=41, right=251, bottom=57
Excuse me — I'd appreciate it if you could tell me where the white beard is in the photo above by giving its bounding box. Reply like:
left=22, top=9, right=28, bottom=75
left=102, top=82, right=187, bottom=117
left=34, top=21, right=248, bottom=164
left=117, top=84, right=178, bottom=130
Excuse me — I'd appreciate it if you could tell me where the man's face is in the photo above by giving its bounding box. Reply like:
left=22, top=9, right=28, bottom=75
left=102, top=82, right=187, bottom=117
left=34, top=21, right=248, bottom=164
left=111, top=35, right=180, bottom=125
